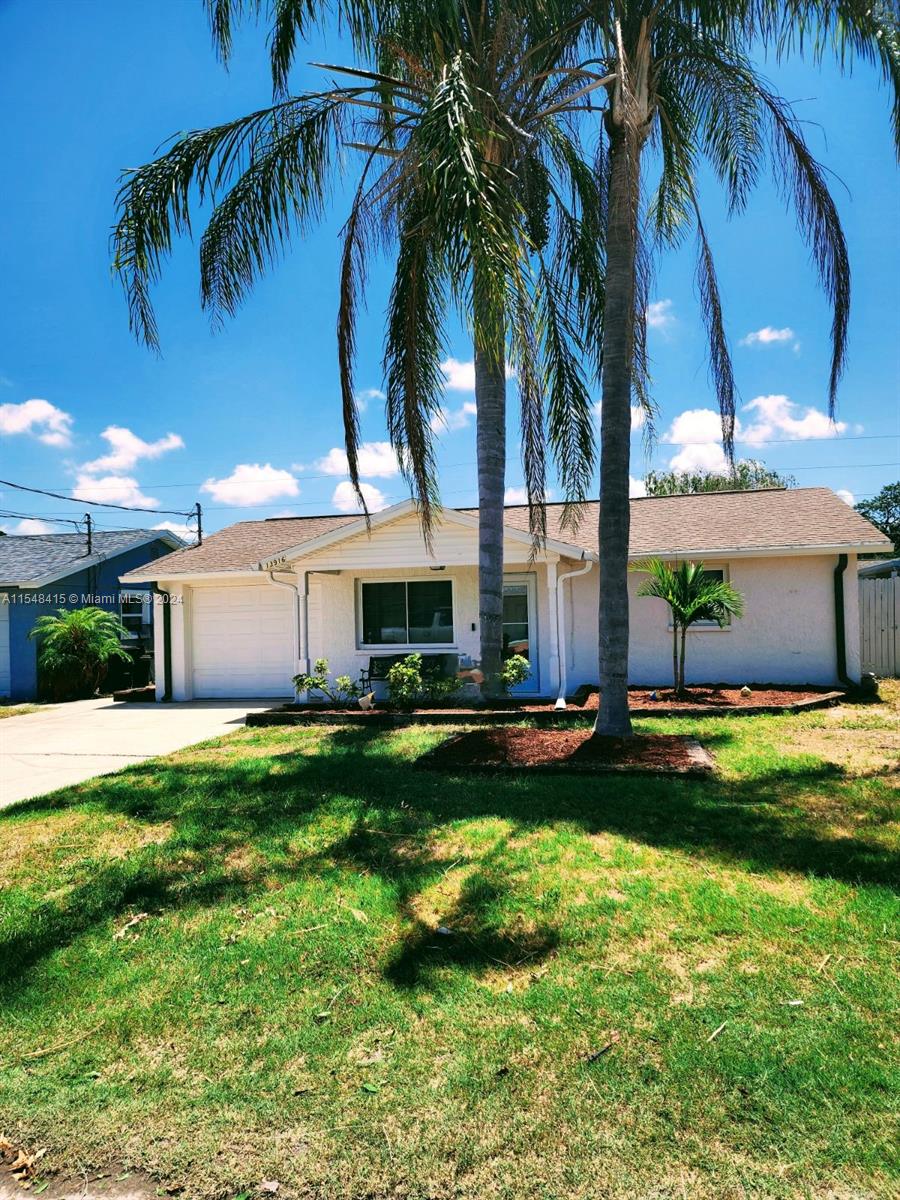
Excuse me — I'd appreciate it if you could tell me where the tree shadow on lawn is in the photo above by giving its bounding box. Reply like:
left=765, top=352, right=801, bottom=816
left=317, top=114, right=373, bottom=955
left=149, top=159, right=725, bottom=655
left=1, top=725, right=896, bottom=998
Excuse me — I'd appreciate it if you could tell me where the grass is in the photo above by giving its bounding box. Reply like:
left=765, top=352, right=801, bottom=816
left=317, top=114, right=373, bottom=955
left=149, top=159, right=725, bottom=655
left=1, top=688, right=897, bottom=1199
left=0, top=703, right=44, bottom=718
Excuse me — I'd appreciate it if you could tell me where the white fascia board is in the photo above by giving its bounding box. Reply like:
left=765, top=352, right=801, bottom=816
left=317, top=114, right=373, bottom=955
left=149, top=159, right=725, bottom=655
left=119, top=569, right=265, bottom=585
left=629, top=542, right=888, bottom=562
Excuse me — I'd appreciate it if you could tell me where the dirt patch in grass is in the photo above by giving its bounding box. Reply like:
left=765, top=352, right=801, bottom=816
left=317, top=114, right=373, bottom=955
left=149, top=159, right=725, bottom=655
left=774, top=723, right=900, bottom=777
left=418, top=729, right=713, bottom=774
left=0, top=811, right=173, bottom=888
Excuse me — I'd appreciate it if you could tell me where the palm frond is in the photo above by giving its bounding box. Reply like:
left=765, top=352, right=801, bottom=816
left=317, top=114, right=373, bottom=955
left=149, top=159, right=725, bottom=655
left=694, top=210, right=736, bottom=463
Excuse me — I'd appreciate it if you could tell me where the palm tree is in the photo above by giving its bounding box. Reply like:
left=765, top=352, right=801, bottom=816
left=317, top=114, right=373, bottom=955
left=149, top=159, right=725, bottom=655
left=564, top=0, right=899, bottom=736
left=113, top=0, right=605, bottom=697
left=28, top=607, right=131, bottom=701
left=635, top=558, right=744, bottom=694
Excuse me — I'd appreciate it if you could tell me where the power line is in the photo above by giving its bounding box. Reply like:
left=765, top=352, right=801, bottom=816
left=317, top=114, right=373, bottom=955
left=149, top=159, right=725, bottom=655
left=0, top=477, right=196, bottom=517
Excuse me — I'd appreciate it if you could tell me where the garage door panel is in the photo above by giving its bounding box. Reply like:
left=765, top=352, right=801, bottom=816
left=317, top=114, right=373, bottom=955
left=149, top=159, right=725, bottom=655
left=190, top=585, right=294, bottom=698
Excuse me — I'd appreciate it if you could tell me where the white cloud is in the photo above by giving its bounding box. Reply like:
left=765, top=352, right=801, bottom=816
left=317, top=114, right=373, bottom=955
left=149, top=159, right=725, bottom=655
left=503, top=486, right=556, bottom=505
left=313, top=441, right=399, bottom=478
left=73, top=473, right=159, bottom=507
left=331, top=480, right=389, bottom=513
left=0, top=517, right=55, bottom=535
left=740, top=326, right=796, bottom=348
left=740, top=394, right=846, bottom=445
left=201, top=463, right=299, bottom=506
left=646, top=298, right=675, bottom=332
left=152, top=520, right=196, bottom=542
left=835, top=489, right=855, bottom=506
left=629, top=476, right=647, bottom=498
left=440, top=358, right=515, bottom=392
left=593, top=401, right=646, bottom=432
left=0, top=398, right=73, bottom=446
left=82, top=425, right=183, bottom=473
left=664, top=407, right=731, bottom=473
left=431, top=401, right=478, bottom=433
left=354, top=387, right=385, bottom=412
left=669, top=441, right=730, bottom=473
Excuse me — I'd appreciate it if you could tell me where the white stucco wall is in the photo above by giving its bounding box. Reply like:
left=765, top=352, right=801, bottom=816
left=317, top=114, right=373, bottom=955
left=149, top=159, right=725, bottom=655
left=307, top=562, right=557, bottom=697
left=153, top=543, right=856, bottom=699
left=566, top=552, right=855, bottom=688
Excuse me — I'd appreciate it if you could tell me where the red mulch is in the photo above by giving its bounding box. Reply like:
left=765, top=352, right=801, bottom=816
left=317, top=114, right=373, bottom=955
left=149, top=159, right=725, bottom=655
left=418, top=728, right=713, bottom=774
left=576, top=686, right=835, bottom=710
left=281, top=685, right=834, bottom=716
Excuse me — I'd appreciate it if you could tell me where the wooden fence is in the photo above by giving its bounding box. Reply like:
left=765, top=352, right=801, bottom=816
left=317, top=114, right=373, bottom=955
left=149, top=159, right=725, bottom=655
left=859, top=575, right=900, bottom=678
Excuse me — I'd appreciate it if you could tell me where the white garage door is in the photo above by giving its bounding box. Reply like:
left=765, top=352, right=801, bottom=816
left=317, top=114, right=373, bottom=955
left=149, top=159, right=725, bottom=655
left=191, top=585, right=294, bottom=698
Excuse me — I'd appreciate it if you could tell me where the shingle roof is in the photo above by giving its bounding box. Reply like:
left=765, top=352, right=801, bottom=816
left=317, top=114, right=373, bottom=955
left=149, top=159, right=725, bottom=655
left=477, top=487, right=893, bottom=557
left=121, top=514, right=359, bottom=578
left=121, top=488, right=891, bottom=581
left=0, top=529, right=179, bottom=586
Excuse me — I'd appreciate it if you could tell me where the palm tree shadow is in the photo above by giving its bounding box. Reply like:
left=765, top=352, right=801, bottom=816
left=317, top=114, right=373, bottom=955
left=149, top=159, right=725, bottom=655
left=1, top=725, right=896, bottom=999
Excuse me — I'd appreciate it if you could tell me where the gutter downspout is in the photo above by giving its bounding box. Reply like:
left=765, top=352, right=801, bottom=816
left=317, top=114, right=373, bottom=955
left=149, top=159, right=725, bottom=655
left=151, top=582, right=172, bottom=702
left=555, top=556, right=594, bottom=709
left=267, top=569, right=307, bottom=699
left=833, top=553, right=853, bottom=690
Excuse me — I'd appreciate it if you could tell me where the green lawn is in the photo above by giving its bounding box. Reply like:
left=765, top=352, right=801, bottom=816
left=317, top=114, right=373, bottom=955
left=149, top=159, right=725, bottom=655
left=1, top=692, right=898, bottom=1199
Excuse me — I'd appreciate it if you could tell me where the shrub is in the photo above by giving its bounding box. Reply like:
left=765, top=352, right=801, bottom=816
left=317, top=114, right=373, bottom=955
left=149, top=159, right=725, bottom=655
left=385, top=653, right=462, bottom=711
left=499, top=653, right=531, bottom=694
left=292, top=658, right=362, bottom=707
left=28, top=607, right=132, bottom=701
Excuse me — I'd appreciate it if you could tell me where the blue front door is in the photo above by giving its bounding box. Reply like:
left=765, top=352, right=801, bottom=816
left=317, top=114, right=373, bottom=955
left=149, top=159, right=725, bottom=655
left=502, top=576, right=538, bottom=695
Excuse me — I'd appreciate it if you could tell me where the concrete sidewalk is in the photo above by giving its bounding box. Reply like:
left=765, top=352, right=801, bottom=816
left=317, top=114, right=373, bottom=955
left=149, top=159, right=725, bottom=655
left=0, top=697, right=277, bottom=809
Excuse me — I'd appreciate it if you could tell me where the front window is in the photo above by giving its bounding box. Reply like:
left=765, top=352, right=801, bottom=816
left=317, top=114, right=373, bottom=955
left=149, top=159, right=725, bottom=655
left=360, top=580, right=454, bottom=646
left=694, top=567, right=729, bottom=627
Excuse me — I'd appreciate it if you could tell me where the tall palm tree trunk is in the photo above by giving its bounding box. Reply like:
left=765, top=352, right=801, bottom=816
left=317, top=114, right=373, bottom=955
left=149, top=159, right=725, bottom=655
left=594, top=122, right=640, bottom=737
left=475, top=342, right=507, bottom=700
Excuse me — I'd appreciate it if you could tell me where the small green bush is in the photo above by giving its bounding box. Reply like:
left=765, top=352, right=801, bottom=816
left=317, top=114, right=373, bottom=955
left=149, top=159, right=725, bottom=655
left=499, top=653, right=531, bottom=694
left=385, top=653, right=462, bottom=712
left=293, top=658, right=362, bottom=707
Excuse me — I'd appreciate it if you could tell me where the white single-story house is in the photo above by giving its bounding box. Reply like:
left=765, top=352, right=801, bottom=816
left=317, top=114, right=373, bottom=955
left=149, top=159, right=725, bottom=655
left=121, top=487, right=892, bottom=702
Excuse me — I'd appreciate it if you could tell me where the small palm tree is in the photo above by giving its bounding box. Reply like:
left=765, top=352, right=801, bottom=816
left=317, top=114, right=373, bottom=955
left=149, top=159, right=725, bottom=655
left=28, top=608, right=132, bottom=701
left=634, top=559, right=744, bottom=695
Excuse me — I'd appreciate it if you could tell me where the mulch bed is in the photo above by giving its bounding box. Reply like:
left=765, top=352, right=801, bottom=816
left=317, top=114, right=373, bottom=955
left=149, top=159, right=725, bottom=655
left=246, top=685, right=844, bottom=727
left=417, top=729, right=714, bottom=775
left=578, top=685, right=839, bottom=711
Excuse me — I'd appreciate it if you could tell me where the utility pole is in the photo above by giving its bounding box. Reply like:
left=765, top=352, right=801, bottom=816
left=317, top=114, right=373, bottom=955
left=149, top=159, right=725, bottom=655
left=193, top=501, right=203, bottom=545
left=84, top=512, right=93, bottom=555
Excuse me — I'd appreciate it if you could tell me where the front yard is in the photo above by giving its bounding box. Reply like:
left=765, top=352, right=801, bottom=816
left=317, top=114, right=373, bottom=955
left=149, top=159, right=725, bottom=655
left=1, top=691, right=897, bottom=1199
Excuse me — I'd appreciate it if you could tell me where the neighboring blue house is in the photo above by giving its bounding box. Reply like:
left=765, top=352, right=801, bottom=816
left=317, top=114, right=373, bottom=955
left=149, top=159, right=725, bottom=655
left=0, top=529, right=182, bottom=700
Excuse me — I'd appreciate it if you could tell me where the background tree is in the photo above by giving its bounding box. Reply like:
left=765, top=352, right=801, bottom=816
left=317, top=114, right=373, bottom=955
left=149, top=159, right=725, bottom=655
left=114, top=0, right=605, bottom=697
left=562, top=0, right=899, bottom=736
left=634, top=558, right=744, bottom=694
left=29, top=607, right=131, bottom=701
left=644, top=459, right=796, bottom=496
left=856, top=481, right=900, bottom=554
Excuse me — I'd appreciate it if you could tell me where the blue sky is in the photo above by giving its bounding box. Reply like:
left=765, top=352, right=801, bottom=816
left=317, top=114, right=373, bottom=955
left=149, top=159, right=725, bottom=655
left=1, top=0, right=898, bottom=540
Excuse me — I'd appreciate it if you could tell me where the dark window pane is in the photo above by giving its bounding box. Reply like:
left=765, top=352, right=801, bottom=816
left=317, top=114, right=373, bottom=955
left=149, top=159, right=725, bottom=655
left=407, top=581, right=453, bottom=643
left=362, top=582, right=408, bottom=644
left=502, top=585, right=530, bottom=659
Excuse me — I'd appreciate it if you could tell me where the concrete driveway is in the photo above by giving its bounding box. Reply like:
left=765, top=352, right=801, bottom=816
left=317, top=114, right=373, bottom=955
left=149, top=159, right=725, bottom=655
left=0, top=698, right=278, bottom=809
